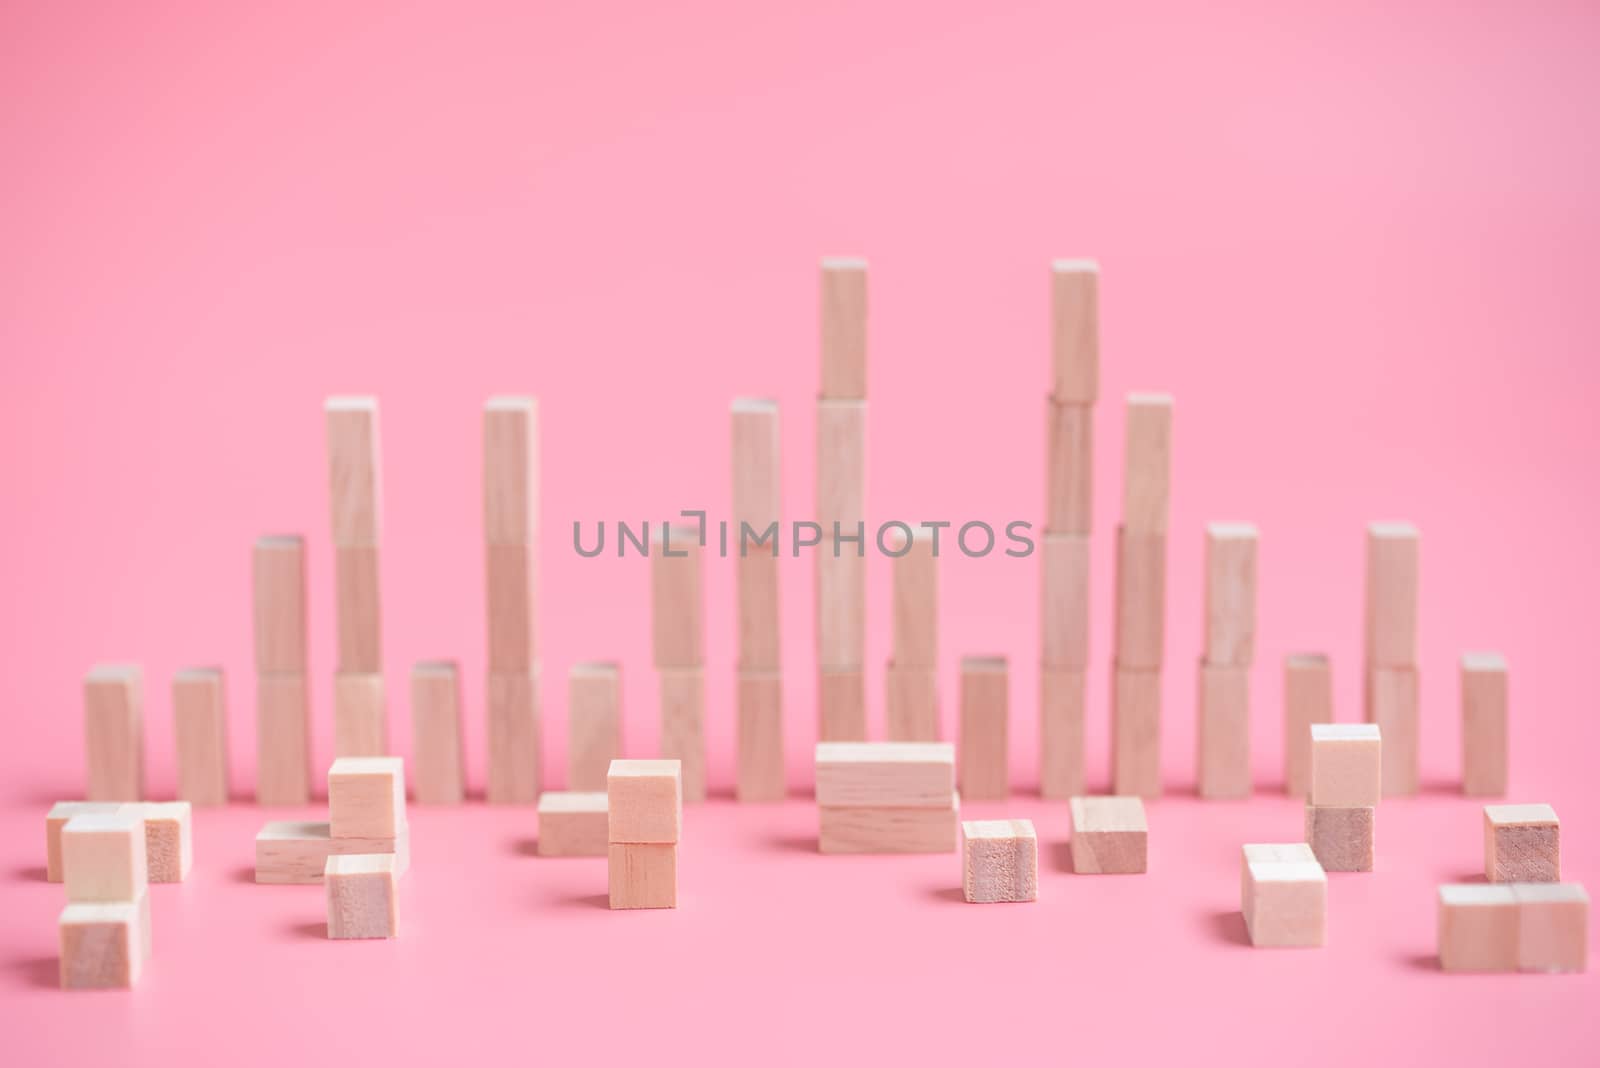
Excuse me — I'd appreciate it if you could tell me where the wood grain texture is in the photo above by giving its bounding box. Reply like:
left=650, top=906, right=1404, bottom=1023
left=736, top=671, right=785, bottom=802
left=1041, top=533, right=1090, bottom=670
left=736, top=549, right=782, bottom=672
left=1045, top=399, right=1093, bottom=533
left=482, top=396, right=538, bottom=547
left=1203, top=523, right=1258, bottom=667
left=45, top=802, right=118, bottom=882
left=1243, top=850, right=1326, bottom=948
left=567, top=661, right=621, bottom=792
left=328, top=756, right=406, bottom=839
left=128, top=802, right=193, bottom=883
left=1113, top=527, right=1166, bottom=669
left=537, top=791, right=608, bottom=857
left=1197, top=662, right=1250, bottom=800
left=819, top=258, right=868, bottom=400
left=1069, top=796, right=1148, bottom=874
left=1364, top=665, right=1418, bottom=796
left=325, top=853, right=399, bottom=939
left=731, top=398, right=780, bottom=530
left=1050, top=260, right=1099, bottom=404
left=651, top=525, right=703, bottom=669
left=485, top=543, right=536, bottom=672
left=486, top=670, right=541, bottom=804
left=818, top=667, right=866, bottom=742
left=1283, top=654, right=1333, bottom=798
left=410, top=661, right=464, bottom=804
left=256, top=674, right=311, bottom=805
left=816, top=545, right=866, bottom=672
left=817, top=797, right=959, bottom=855
left=885, top=662, right=939, bottom=742
left=1304, top=804, right=1374, bottom=872
left=962, top=819, right=1038, bottom=903
left=1484, top=804, right=1559, bottom=883
left=252, top=535, right=308, bottom=673
left=59, top=902, right=142, bottom=989
left=253, top=821, right=409, bottom=885
left=1461, top=652, right=1508, bottom=797
left=84, top=664, right=144, bottom=802
left=61, top=810, right=147, bottom=902
left=173, top=667, right=228, bottom=806
left=334, top=544, right=383, bottom=672
left=1111, top=665, right=1161, bottom=798
left=1039, top=668, right=1086, bottom=800
left=732, top=400, right=782, bottom=672
left=814, top=742, right=956, bottom=808
left=1364, top=521, right=1420, bottom=668
left=958, top=657, right=1009, bottom=801
left=607, top=759, right=683, bottom=844
left=324, top=396, right=382, bottom=547
left=1309, top=723, right=1381, bottom=807
left=816, top=398, right=866, bottom=670
left=816, top=399, right=866, bottom=524
left=608, top=842, right=677, bottom=909
left=659, top=668, right=706, bottom=803
left=1513, top=883, right=1589, bottom=973
left=890, top=527, right=937, bottom=669
left=1121, top=393, right=1172, bottom=534
left=334, top=672, right=388, bottom=757
left=1437, top=884, right=1517, bottom=972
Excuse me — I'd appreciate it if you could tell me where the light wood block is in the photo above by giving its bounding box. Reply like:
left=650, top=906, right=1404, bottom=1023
left=486, top=543, right=536, bottom=672
left=1364, top=521, right=1419, bottom=668
left=334, top=672, right=387, bottom=757
left=814, top=741, right=956, bottom=808
left=1514, top=883, right=1589, bottom=974
left=1204, top=523, right=1257, bottom=667
left=1121, top=393, right=1172, bottom=534
left=659, top=668, right=706, bottom=804
left=816, top=401, right=866, bottom=524
left=962, top=819, right=1038, bottom=903
left=651, top=525, right=703, bottom=669
left=817, top=548, right=865, bottom=671
left=608, top=842, right=677, bottom=909
left=1045, top=399, right=1093, bottom=534
left=818, top=796, right=959, bottom=854
left=1484, top=804, right=1559, bottom=883
left=173, top=667, right=228, bottom=806
left=568, top=661, right=621, bottom=792
left=885, top=662, right=938, bottom=742
left=1113, top=527, right=1166, bottom=669
left=1240, top=843, right=1317, bottom=916
left=537, top=791, right=607, bottom=857
left=483, top=396, right=538, bottom=547
left=817, top=398, right=866, bottom=670
left=45, top=803, right=118, bottom=882
left=1040, top=668, right=1086, bottom=799
left=1461, top=652, right=1508, bottom=797
left=1050, top=260, right=1099, bottom=404
left=325, top=854, right=398, bottom=939
left=1305, top=804, right=1374, bottom=872
left=607, top=759, right=682, bottom=844
left=1041, top=533, right=1090, bottom=670
left=84, top=663, right=143, bottom=802
left=890, top=527, right=937, bottom=669
left=1438, top=884, right=1518, bottom=972
left=411, top=661, right=464, bottom=804
left=334, top=543, right=383, bottom=672
left=1283, top=654, right=1333, bottom=797
left=252, top=535, right=308, bottom=674
left=324, top=396, right=382, bottom=547
left=731, top=397, right=781, bottom=531
left=1069, top=796, right=1148, bottom=874
left=59, top=901, right=142, bottom=989
left=1111, top=666, right=1161, bottom=798
left=486, top=670, right=542, bottom=804
left=958, top=657, right=1009, bottom=800
left=1197, top=663, right=1250, bottom=799
left=1309, top=723, right=1382, bottom=807
left=256, top=674, right=311, bottom=804
left=62, top=811, right=146, bottom=902
left=1242, top=845, right=1326, bottom=947
left=1364, top=665, right=1418, bottom=796
left=736, top=671, right=785, bottom=802
left=818, top=666, right=866, bottom=742
left=329, top=756, right=406, bottom=839
left=254, top=821, right=409, bottom=885
left=820, top=257, right=867, bottom=400
left=736, top=549, right=782, bottom=672
left=126, top=802, right=192, bottom=883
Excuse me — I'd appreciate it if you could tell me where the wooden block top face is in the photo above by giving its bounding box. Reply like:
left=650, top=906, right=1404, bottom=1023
left=962, top=819, right=1037, bottom=842
left=86, top=663, right=142, bottom=686
left=1512, top=882, right=1588, bottom=906
left=325, top=397, right=383, bottom=546
left=1243, top=843, right=1317, bottom=866
left=1439, top=883, right=1517, bottom=908
left=325, top=853, right=398, bottom=877
left=1461, top=651, right=1507, bottom=674
left=1485, top=803, right=1558, bottom=827
left=1309, top=724, right=1382, bottom=807
left=607, top=759, right=683, bottom=844
left=1050, top=259, right=1100, bottom=403
left=256, top=820, right=333, bottom=843
left=1121, top=393, right=1173, bottom=533
left=328, top=757, right=406, bottom=838
left=1069, top=795, right=1147, bottom=833
left=62, top=812, right=147, bottom=902
left=961, top=656, right=1008, bottom=675
left=412, top=660, right=458, bottom=681
left=538, top=791, right=608, bottom=814
left=1250, top=860, right=1326, bottom=884
left=814, top=742, right=956, bottom=808
left=820, top=258, right=868, bottom=399
left=571, top=660, right=619, bottom=679
left=483, top=395, right=538, bottom=546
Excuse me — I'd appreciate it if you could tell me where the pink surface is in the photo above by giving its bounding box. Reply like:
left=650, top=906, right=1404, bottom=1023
left=2, top=1, right=1597, bottom=1062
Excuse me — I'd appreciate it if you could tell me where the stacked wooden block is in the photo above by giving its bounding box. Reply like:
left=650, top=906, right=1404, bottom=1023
left=1068, top=796, right=1148, bottom=874
left=732, top=398, right=784, bottom=800
left=84, top=664, right=144, bottom=801
left=1039, top=260, right=1097, bottom=798
left=326, top=397, right=388, bottom=757
left=568, top=661, right=622, bottom=791
left=1197, top=523, right=1257, bottom=799
left=48, top=801, right=193, bottom=885
left=1364, top=522, right=1420, bottom=795
left=411, top=661, right=465, bottom=804
left=1306, top=724, right=1381, bottom=871
left=322, top=757, right=408, bottom=938
left=172, top=666, right=228, bottom=805
left=1484, top=803, right=1560, bottom=883
left=962, top=820, right=1038, bottom=903
left=484, top=396, right=542, bottom=803
left=254, top=534, right=312, bottom=803
left=1282, top=653, right=1333, bottom=797
left=537, top=790, right=608, bottom=857
left=1241, top=843, right=1327, bottom=948
left=886, top=527, right=938, bottom=741
left=607, top=759, right=681, bottom=909
left=816, top=257, right=868, bottom=741
left=254, top=757, right=410, bottom=884
left=958, top=657, right=1009, bottom=800
left=815, top=742, right=958, bottom=854
left=652, top=524, right=705, bottom=802
left=1460, top=652, right=1508, bottom=796
left=1111, top=393, right=1173, bottom=797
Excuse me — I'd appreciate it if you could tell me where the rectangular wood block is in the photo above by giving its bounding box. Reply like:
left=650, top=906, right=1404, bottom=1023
left=256, top=674, right=311, bottom=805
left=1438, top=884, right=1518, bottom=972
left=659, top=668, right=706, bottom=803
left=1240, top=843, right=1317, bottom=923
left=736, top=671, right=785, bottom=802
left=1041, top=533, right=1090, bottom=670
left=820, top=257, right=867, bottom=400
left=62, top=810, right=147, bottom=902
left=731, top=397, right=780, bottom=530
left=328, top=756, right=406, bottom=839
left=1309, top=723, right=1381, bottom=807
left=737, top=549, right=782, bottom=672
left=818, top=667, right=866, bottom=742
left=962, top=819, right=1038, bottom=903
left=1283, top=653, right=1333, bottom=797
left=1111, top=666, right=1161, bottom=798
left=651, top=525, right=703, bottom=669
left=46, top=803, right=118, bottom=882
left=486, top=543, right=536, bottom=672
left=1069, top=796, right=1148, bottom=874
left=325, top=854, right=398, bottom=939
left=1050, top=260, right=1099, bottom=404
left=817, top=544, right=865, bottom=670
left=537, top=791, right=608, bottom=857
left=1040, top=668, right=1087, bottom=800
left=607, top=759, right=683, bottom=844
left=816, top=399, right=866, bottom=524
left=483, top=395, right=538, bottom=547
left=1113, top=527, right=1167, bottom=669
left=1461, top=652, right=1508, bottom=797
left=334, top=544, right=383, bottom=672
left=1304, top=804, right=1374, bottom=872
left=890, top=527, right=937, bottom=668
left=84, top=663, right=144, bottom=802
left=487, top=670, right=542, bottom=804
left=1364, top=521, right=1419, bottom=668
left=814, top=741, right=956, bottom=808
left=254, top=821, right=409, bottom=885
left=1045, top=400, right=1093, bottom=534
left=1484, top=803, right=1559, bottom=883
left=885, top=662, right=939, bottom=742
left=1122, top=393, right=1173, bottom=534
left=252, top=535, right=308, bottom=674
left=127, top=802, right=193, bottom=883
left=173, top=667, right=228, bottom=806
left=568, top=661, right=621, bottom=792
left=334, top=672, right=388, bottom=758
left=324, top=396, right=382, bottom=547
left=818, top=796, right=959, bottom=855
left=411, top=661, right=464, bottom=804
left=1514, top=883, right=1589, bottom=973
left=1204, top=523, right=1258, bottom=667
left=1364, top=665, right=1418, bottom=797
left=1243, top=846, right=1326, bottom=947
left=1197, top=663, right=1250, bottom=800
left=59, top=902, right=142, bottom=989
left=958, top=658, right=1009, bottom=801
left=608, top=842, right=677, bottom=909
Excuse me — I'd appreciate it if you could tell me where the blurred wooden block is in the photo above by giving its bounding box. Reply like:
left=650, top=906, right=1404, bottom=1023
left=818, top=667, right=866, bottom=742
left=254, top=821, right=409, bottom=885
left=732, top=399, right=782, bottom=671
left=818, top=796, right=959, bottom=854
left=1203, top=523, right=1257, bottom=667
left=1438, top=884, right=1518, bottom=972
left=411, top=661, right=464, bottom=804
left=1304, top=804, right=1374, bottom=872
left=1197, top=662, right=1250, bottom=800
left=1484, top=803, right=1559, bottom=883
left=814, top=741, right=956, bottom=808
left=324, top=396, right=382, bottom=547
left=958, top=657, right=1009, bottom=801
left=962, top=819, right=1038, bottom=903
left=1364, top=665, right=1418, bottom=796
left=328, top=757, right=406, bottom=839
left=173, top=667, right=228, bottom=806
left=736, top=549, right=782, bottom=672
left=1461, top=652, right=1508, bottom=797
left=486, top=670, right=542, bottom=804
left=325, top=854, right=399, bottom=939
left=59, top=901, right=143, bottom=989
left=486, top=543, right=536, bottom=672
left=816, top=399, right=866, bottom=524
left=890, top=526, right=937, bottom=668
left=1121, top=393, right=1173, bottom=534
left=334, top=672, right=387, bottom=757
left=736, top=671, right=784, bottom=802
left=1069, top=796, right=1148, bottom=874
left=1309, top=723, right=1381, bottom=807
left=84, top=664, right=144, bottom=802
left=1364, top=522, right=1419, bottom=668
left=1240, top=843, right=1317, bottom=922
left=568, top=661, right=621, bottom=792
left=1111, top=665, right=1161, bottom=798
left=252, top=535, right=308, bottom=673
left=659, top=668, right=706, bottom=803
left=816, top=544, right=865, bottom=671
left=482, top=396, right=538, bottom=547
left=1040, top=668, right=1086, bottom=800
left=127, top=802, right=192, bottom=883
left=1283, top=653, right=1333, bottom=797
left=256, top=674, right=311, bottom=805
left=607, top=759, right=682, bottom=844
left=731, top=397, right=781, bottom=531
left=1050, top=260, right=1099, bottom=404
left=820, top=257, right=868, bottom=400
left=608, top=842, right=678, bottom=909
left=651, top=525, right=703, bottom=669
left=1113, top=527, right=1166, bottom=669
left=537, top=791, right=608, bottom=857
left=46, top=802, right=118, bottom=882
left=1242, top=844, right=1326, bottom=947
left=62, top=810, right=146, bottom=902
left=334, top=544, right=383, bottom=673
left=1514, top=883, right=1589, bottom=974
left=817, top=398, right=866, bottom=671
left=885, top=662, right=938, bottom=742
left=1041, top=533, right=1090, bottom=670
left=1045, top=400, right=1093, bottom=534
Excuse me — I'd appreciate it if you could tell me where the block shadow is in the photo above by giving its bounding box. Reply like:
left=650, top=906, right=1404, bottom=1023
left=9, top=957, right=57, bottom=989
left=925, top=886, right=966, bottom=904
left=286, top=921, right=326, bottom=940
left=1206, top=909, right=1251, bottom=946
left=764, top=834, right=817, bottom=854
left=1051, top=841, right=1076, bottom=874
left=11, top=866, right=47, bottom=883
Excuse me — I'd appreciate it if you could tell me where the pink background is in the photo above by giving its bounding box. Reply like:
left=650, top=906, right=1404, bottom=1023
left=2, top=0, right=1596, bottom=1062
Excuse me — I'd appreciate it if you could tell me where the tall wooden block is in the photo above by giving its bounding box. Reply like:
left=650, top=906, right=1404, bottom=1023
left=324, top=396, right=382, bottom=547
left=1438, top=884, right=1518, bottom=972
left=59, top=902, right=143, bottom=989
left=736, top=671, right=784, bottom=802
left=252, top=535, right=308, bottom=674
left=256, top=674, right=311, bottom=805
left=410, top=661, right=464, bottom=804
left=608, top=843, right=678, bottom=909
left=1122, top=393, right=1173, bottom=534
left=1242, top=844, right=1326, bottom=947
left=1050, top=260, right=1099, bottom=404
left=62, top=811, right=147, bottom=902
left=962, top=819, right=1039, bottom=903
left=736, top=550, right=782, bottom=673
left=958, top=657, right=1009, bottom=801
left=659, top=668, right=706, bottom=804
left=818, top=667, right=866, bottom=742
left=885, top=662, right=938, bottom=742
left=1305, top=804, right=1374, bottom=872
left=84, top=664, right=143, bottom=802
left=537, top=791, right=608, bottom=857
left=1203, top=523, right=1258, bottom=667
left=816, top=399, right=866, bottom=525
left=1111, top=665, right=1161, bottom=798
left=1041, top=533, right=1091, bottom=670
left=334, top=544, right=383, bottom=672
left=1045, top=400, right=1093, bottom=534
left=820, top=257, right=868, bottom=400
left=1514, top=883, right=1589, bottom=974
left=568, top=661, right=622, bottom=792
left=730, top=397, right=781, bottom=530
left=1113, top=527, right=1166, bottom=669
left=1484, top=803, right=1559, bottom=883
left=485, top=544, right=536, bottom=672
left=651, top=525, right=703, bottom=669
left=128, top=801, right=193, bottom=883
left=46, top=803, right=118, bottom=882
left=607, top=759, right=682, bottom=844
left=1196, top=663, right=1250, bottom=800
left=173, top=667, right=228, bottom=806
left=1309, top=723, right=1382, bottom=807
left=818, top=799, right=959, bottom=855
left=890, top=527, right=937, bottom=669
left=1364, top=522, right=1419, bottom=668
left=814, top=742, right=956, bottom=808
left=1039, top=668, right=1086, bottom=800
left=1364, top=665, right=1418, bottom=796
left=325, top=854, right=399, bottom=939
left=732, top=398, right=781, bottom=671
left=483, top=396, right=538, bottom=547
left=487, top=670, right=542, bottom=804
left=334, top=672, right=387, bottom=757
left=817, top=544, right=865, bottom=670
left=1461, top=652, right=1508, bottom=797
left=817, top=398, right=866, bottom=671
left=328, top=756, right=406, bottom=839
left=1283, top=653, right=1333, bottom=797
left=1069, top=796, right=1148, bottom=874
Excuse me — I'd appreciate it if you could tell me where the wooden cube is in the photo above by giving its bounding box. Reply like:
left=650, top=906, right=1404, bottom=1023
left=1242, top=844, right=1326, bottom=948
left=324, top=396, right=382, bottom=547
left=885, top=661, right=938, bottom=742
left=815, top=742, right=956, bottom=808
left=1203, top=523, right=1258, bottom=667
left=253, top=535, right=308, bottom=674
left=333, top=672, right=387, bottom=758
left=820, top=258, right=868, bottom=400
left=128, top=802, right=193, bottom=883
left=1438, top=884, right=1517, bottom=972
left=1113, top=527, right=1166, bottom=669
left=1283, top=653, right=1333, bottom=797
left=254, top=821, right=409, bottom=885
left=607, top=759, right=682, bottom=844
left=608, top=842, right=678, bottom=909
left=62, top=811, right=147, bottom=902
left=485, top=543, right=536, bottom=672
left=486, top=669, right=542, bottom=804
left=890, top=527, right=938, bottom=668
left=1050, top=260, right=1099, bottom=404
left=328, top=757, right=406, bottom=839
left=1309, top=723, right=1381, bottom=807
left=1045, top=400, right=1093, bottom=534
left=736, top=671, right=785, bottom=802
left=1304, top=804, right=1374, bottom=872
left=1041, top=533, right=1091, bottom=670
left=1484, top=803, right=1559, bottom=883
left=651, top=525, right=703, bottom=669
left=568, top=661, right=622, bottom=792
left=482, top=395, right=538, bottom=547
left=1069, top=796, right=1147, bottom=874
left=172, top=667, right=228, bottom=806
left=818, top=797, right=959, bottom=855
left=1365, top=665, right=1419, bottom=797
left=46, top=802, right=118, bottom=882
left=1040, top=668, right=1087, bottom=799
left=59, top=902, right=143, bottom=989
left=1514, top=883, right=1589, bottom=974
left=962, top=819, right=1038, bottom=903
left=659, top=668, right=706, bottom=804
left=1121, top=393, right=1173, bottom=534
left=958, top=658, right=1009, bottom=801
left=256, top=673, right=311, bottom=805
left=536, top=791, right=607, bottom=857
left=84, top=663, right=144, bottom=802
left=1197, top=662, right=1250, bottom=799
left=334, top=544, right=383, bottom=673
left=325, top=854, right=399, bottom=939
left=1364, top=522, right=1419, bottom=668
left=818, top=666, right=866, bottom=742
left=410, top=661, right=464, bottom=804
left=1461, top=652, right=1508, bottom=797
left=1111, top=666, right=1161, bottom=798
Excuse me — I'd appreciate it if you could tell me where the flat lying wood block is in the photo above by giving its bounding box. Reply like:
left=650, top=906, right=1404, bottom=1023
left=962, top=819, right=1038, bottom=903
left=1197, top=662, right=1250, bottom=800
left=568, top=661, right=622, bottom=792
left=1113, top=527, right=1166, bottom=669
left=885, top=661, right=938, bottom=742
left=608, top=842, right=678, bottom=909
left=1364, top=666, right=1419, bottom=796
left=1111, top=666, right=1161, bottom=798
left=959, top=658, right=1009, bottom=800
left=1122, top=393, right=1173, bottom=534
left=1364, top=521, right=1419, bottom=668
left=818, top=666, right=866, bottom=742
left=1070, top=796, right=1148, bottom=874
left=1305, top=804, right=1374, bottom=872
left=1041, top=533, right=1090, bottom=670
left=59, top=901, right=143, bottom=989
left=1514, top=883, right=1589, bottom=974
left=1309, top=723, right=1381, bottom=807
left=607, top=759, right=682, bottom=844
left=818, top=796, right=959, bottom=855
left=736, top=671, right=785, bottom=802
left=325, top=854, right=399, bottom=939
left=820, top=257, right=868, bottom=400
left=730, top=397, right=781, bottom=533
left=329, top=757, right=406, bottom=839
left=1438, top=884, right=1517, bottom=972
left=128, top=802, right=192, bottom=883
left=1050, top=260, right=1099, bottom=404
left=1045, top=400, right=1093, bottom=534
left=410, top=661, right=464, bottom=804
left=486, top=670, right=542, bottom=804
left=84, top=663, right=144, bottom=802
left=1242, top=844, right=1326, bottom=947
left=1484, top=804, right=1559, bottom=883
left=482, top=396, right=538, bottom=547
left=256, top=674, right=311, bottom=805
left=324, top=396, right=382, bottom=547
left=1461, top=652, right=1508, bottom=797
left=1204, top=523, right=1257, bottom=667
left=537, top=791, right=608, bottom=857
left=1283, top=653, right=1333, bottom=797
left=486, top=543, right=536, bottom=672
left=736, top=550, right=781, bottom=672
left=62, top=811, right=147, bottom=902
left=46, top=803, right=118, bottom=882
left=334, top=672, right=388, bottom=757
left=659, top=668, right=706, bottom=803
left=253, top=535, right=308, bottom=673
left=651, top=525, right=703, bottom=669
left=814, top=742, right=956, bottom=808
left=1040, top=668, right=1086, bottom=799
left=890, top=527, right=937, bottom=668
left=173, top=667, right=228, bottom=806
left=254, top=821, right=409, bottom=885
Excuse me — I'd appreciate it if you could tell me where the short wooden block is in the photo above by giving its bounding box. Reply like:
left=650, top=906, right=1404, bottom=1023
left=885, top=662, right=938, bottom=742
left=483, top=396, right=538, bottom=547
left=1045, top=400, right=1093, bottom=534
left=1041, top=533, right=1090, bottom=670
left=1113, top=527, right=1166, bottom=669
left=1309, top=723, right=1381, bottom=807
left=486, top=543, right=536, bottom=672
left=256, top=674, right=311, bottom=805
left=608, top=842, right=678, bottom=909
left=324, top=396, right=382, bottom=547
left=820, top=257, right=868, bottom=400
left=62, top=811, right=147, bottom=902
left=411, top=661, right=464, bottom=804
left=127, top=802, right=193, bottom=883
left=254, top=821, right=409, bottom=885
left=252, top=535, right=308, bottom=674
left=1283, top=654, right=1333, bottom=797
left=1514, top=883, right=1589, bottom=974
left=1111, top=666, right=1161, bottom=798
left=818, top=666, right=866, bottom=742
left=1364, top=666, right=1418, bottom=796
left=537, top=791, right=608, bottom=857
left=651, top=525, right=703, bottom=669
left=814, top=742, right=956, bottom=808
left=1203, top=523, right=1257, bottom=667
left=1197, top=663, right=1250, bottom=799
left=84, top=663, right=144, bottom=802
left=736, top=671, right=785, bottom=802
left=1069, top=796, right=1148, bottom=874
left=328, top=756, right=406, bottom=839
left=1438, top=884, right=1518, bottom=972
left=958, top=657, right=1009, bottom=801
left=59, top=902, right=142, bottom=989
left=818, top=797, right=959, bottom=855
left=1240, top=843, right=1317, bottom=919
left=1304, top=804, right=1374, bottom=872
left=890, top=526, right=937, bottom=668
left=962, top=819, right=1038, bottom=903
left=1242, top=845, right=1326, bottom=947
left=736, top=550, right=782, bottom=672
left=1461, top=652, right=1508, bottom=797
left=45, top=803, right=118, bottom=882
left=1050, top=260, right=1099, bottom=404
left=325, top=854, right=399, bottom=939
left=486, top=670, right=542, bottom=804
left=1039, top=668, right=1086, bottom=799
left=817, top=549, right=866, bottom=672
left=334, top=672, right=388, bottom=757
left=568, top=661, right=622, bottom=792
left=1484, top=804, right=1559, bottom=883
left=1364, top=522, right=1419, bottom=668
left=607, top=759, right=682, bottom=844
left=659, top=668, right=706, bottom=803
left=173, top=667, right=228, bottom=806
left=1121, top=393, right=1172, bottom=534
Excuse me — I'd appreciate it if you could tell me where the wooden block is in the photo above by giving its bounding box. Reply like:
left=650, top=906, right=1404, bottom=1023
left=1069, top=796, right=1148, bottom=874
left=659, top=668, right=706, bottom=803
left=324, top=396, right=382, bottom=547
left=254, top=821, right=409, bottom=885
left=329, top=756, right=406, bottom=839
left=885, top=662, right=938, bottom=742
left=1113, top=527, right=1166, bottom=669
left=1309, top=723, right=1381, bottom=807
left=1111, top=666, right=1161, bottom=798
left=1364, top=521, right=1419, bottom=668
left=1204, top=523, right=1258, bottom=667
left=1121, top=393, right=1173, bottom=534
left=818, top=797, right=959, bottom=855
left=483, top=396, right=538, bottom=547
left=1045, top=400, right=1093, bottom=535
left=1484, top=803, right=1559, bottom=883
left=1514, top=883, right=1589, bottom=974
left=45, top=803, right=118, bottom=882
left=608, top=842, right=678, bottom=909
left=1242, top=846, right=1326, bottom=947
left=816, top=401, right=867, bottom=524
left=959, top=657, right=1009, bottom=801
left=731, top=397, right=781, bottom=530
left=1461, top=652, right=1508, bottom=797
left=820, top=257, right=867, bottom=400
left=486, top=543, right=536, bottom=672
left=62, top=810, right=147, bottom=902
left=962, top=819, right=1038, bottom=903
left=1040, top=668, right=1086, bottom=800
left=487, top=670, right=542, bottom=804
left=334, top=544, right=383, bottom=672
left=256, top=674, right=311, bottom=804
left=536, top=791, right=608, bottom=857
left=59, top=901, right=143, bottom=989
left=736, top=671, right=785, bottom=802
left=818, top=666, right=866, bottom=742
left=1305, top=804, right=1374, bottom=872
left=1283, top=654, right=1333, bottom=797
left=84, top=664, right=144, bottom=802
left=1364, top=665, right=1418, bottom=797
left=1051, top=260, right=1099, bottom=404
left=607, top=759, right=682, bottom=844
left=736, top=549, right=782, bottom=672
left=817, top=547, right=865, bottom=670
left=568, top=661, right=621, bottom=792
left=1041, top=533, right=1090, bottom=670
left=126, top=802, right=193, bottom=883
left=173, top=667, right=228, bottom=806
left=1240, top=843, right=1317, bottom=919
left=411, top=661, right=464, bottom=804
left=890, top=527, right=937, bottom=669
left=814, top=741, right=956, bottom=808
left=651, top=525, right=703, bottom=669
left=252, top=535, right=308, bottom=674
left=1438, top=884, right=1518, bottom=972
left=334, top=672, right=387, bottom=757
left=325, top=854, right=399, bottom=939
left=1197, top=663, right=1250, bottom=799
